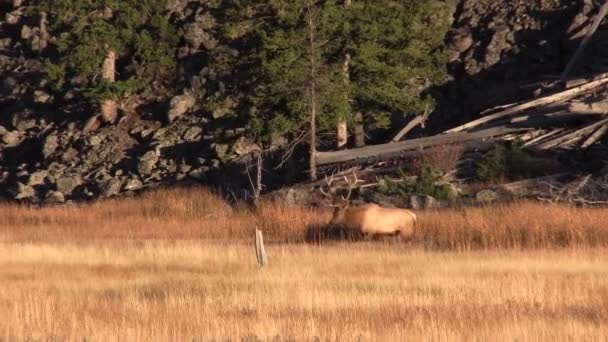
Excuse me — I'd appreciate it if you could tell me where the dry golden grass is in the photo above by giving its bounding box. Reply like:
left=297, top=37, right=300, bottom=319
left=1, top=187, right=608, bottom=340
left=2, top=187, right=608, bottom=249
left=1, top=242, right=607, bottom=341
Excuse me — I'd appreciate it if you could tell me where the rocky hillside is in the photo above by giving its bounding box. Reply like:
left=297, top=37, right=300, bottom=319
left=0, top=0, right=598, bottom=204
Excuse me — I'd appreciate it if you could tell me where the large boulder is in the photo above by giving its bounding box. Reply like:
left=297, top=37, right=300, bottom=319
left=409, top=195, right=444, bottom=210
left=166, top=93, right=197, bottom=123
left=9, top=182, right=35, bottom=200
left=2, top=131, right=21, bottom=146
left=232, top=136, right=261, bottom=156
left=55, top=176, right=81, bottom=196
left=137, top=150, right=160, bottom=176
left=42, top=134, right=58, bottom=158
left=100, top=177, right=123, bottom=197
left=475, top=189, right=499, bottom=203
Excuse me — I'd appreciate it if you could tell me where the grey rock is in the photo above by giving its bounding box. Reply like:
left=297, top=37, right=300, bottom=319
left=83, top=115, right=101, bottom=133
left=212, top=107, right=231, bottom=119
left=282, top=188, right=311, bottom=206
left=28, top=170, right=49, bottom=186
left=42, top=134, right=58, bottom=158
left=2, top=131, right=21, bottom=146
left=55, top=176, right=81, bottom=195
left=183, top=22, right=217, bottom=50
left=178, top=162, right=192, bottom=174
left=232, top=136, right=261, bottom=156
left=137, top=150, right=159, bottom=176
left=61, top=147, right=79, bottom=163
left=88, top=135, right=102, bottom=146
left=212, top=143, right=229, bottom=159
left=210, top=159, right=221, bottom=169
left=183, top=126, right=203, bottom=141
left=368, top=193, right=407, bottom=208
left=21, top=25, right=34, bottom=40
left=0, top=38, right=12, bottom=49
left=11, top=110, right=36, bottom=131
left=152, top=128, right=167, bottom=140
left=10, top=182, right=35, bottom=200
left=100, top=177, right=123, bottom=197
left=476, top=189, right=499, bottom=203
left=188, top=168, right=207, bottom=180
left=123, top=177, right=143, bottom=191
left=409, top=195, right=444, bottom=210
left=140, top=128, right=155, bottom=139
left=45, top=191, right=65, bottom=204
left=5, top=11, right=21, bottom=25
left=167, top=93, right=197, bottom=123
left=34, top=90, right=52, bottom=104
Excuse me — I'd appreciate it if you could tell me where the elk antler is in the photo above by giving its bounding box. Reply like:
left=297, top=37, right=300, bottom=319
left=319, top=173, right=336, bottom=199
left=341, top=173, right=362, bottom=201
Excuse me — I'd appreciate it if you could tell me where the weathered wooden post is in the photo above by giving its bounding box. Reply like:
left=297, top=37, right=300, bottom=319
left=255, top=228, right=268, bottom=267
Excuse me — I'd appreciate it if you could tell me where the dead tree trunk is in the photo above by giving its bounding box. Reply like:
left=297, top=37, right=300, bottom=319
left=37, top=11, right=49, bottom=52
left=336, top=0, right=352, bottom=150
left=100, top=49, right=118, bottom=124
left=354, top=111, right=365, bottom=147
left=307, top=0, right=318, bottom=181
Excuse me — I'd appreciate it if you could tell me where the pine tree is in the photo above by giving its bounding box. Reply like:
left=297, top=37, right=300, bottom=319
left=344, top=1, right=450, bottom=133
left=37, top=0, right=178, bottom=121
left=217, top=0, right=348, bottom=180
left=203, top=0, right=450, bottom=179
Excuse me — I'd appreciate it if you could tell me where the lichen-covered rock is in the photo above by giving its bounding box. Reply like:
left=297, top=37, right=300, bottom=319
left=167, top=93, right=197, bottom=123
left=9, top=182, right=35, bottom=200
left=42, top=134, right=58, bottom=158
left=55, top=176, right=81, bottom=195
left=137, top=150, right=160, bottom=176
left=232, top=136, right=260, bottom=156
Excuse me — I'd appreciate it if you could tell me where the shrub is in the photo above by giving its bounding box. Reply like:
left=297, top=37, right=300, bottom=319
left=477, top=143, right=535, bottom=182
left=377, top=164, right=455, bottom=202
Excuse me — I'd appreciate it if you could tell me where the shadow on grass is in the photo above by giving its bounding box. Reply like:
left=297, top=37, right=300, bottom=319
left=305, top=224, right=364, bottom=243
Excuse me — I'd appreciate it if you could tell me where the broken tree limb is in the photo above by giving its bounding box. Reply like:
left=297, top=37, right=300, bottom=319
left=391, top=115, right=424, bottom=142
left=569, top=100, right=608, bottom=113
left=581, top=123, right=608, bottom=148
left=316, top=126, right=528, bottom=166
left=444, top=76, right=608, bottom=133
left=560, top=0, right=608, bottom=82
left=524, top=129, right=565, bottom=147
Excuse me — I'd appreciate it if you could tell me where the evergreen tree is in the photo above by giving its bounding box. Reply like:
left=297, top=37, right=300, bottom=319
left=37, top=0, right=178, bottom=120
left=203, top=0, right=450, bottom=179
left=216, top=0, right=349, bottom=180
left=344, top=1, right=450, bottom=133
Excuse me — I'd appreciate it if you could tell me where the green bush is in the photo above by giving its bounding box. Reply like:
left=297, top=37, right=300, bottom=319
left=377, top=164, right=455, bottom=202
left=477, top=143, right=536, bottom=182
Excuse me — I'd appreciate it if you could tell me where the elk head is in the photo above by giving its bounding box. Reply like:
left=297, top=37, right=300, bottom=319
left=320, top=173, right=361, bottom=224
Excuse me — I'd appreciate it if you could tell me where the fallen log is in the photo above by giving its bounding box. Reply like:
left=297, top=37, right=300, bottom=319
left=444, top=76, right=608, bottom=133
left=316, top=126, right=527, bottom=166
left=524, top=129, right=565, bottom=147
left=534, top=117, right=608, bottom=149
left=569, top=100, right=608, bottom=113
left=581, top=123, right=608, bottom=148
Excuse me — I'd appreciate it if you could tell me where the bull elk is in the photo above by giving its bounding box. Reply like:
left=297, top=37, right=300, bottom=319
left=320, top=173, right=417, bottom=240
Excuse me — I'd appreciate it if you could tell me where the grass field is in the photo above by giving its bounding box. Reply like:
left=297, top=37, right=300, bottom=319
left=1, top=187, right=607, bottom=341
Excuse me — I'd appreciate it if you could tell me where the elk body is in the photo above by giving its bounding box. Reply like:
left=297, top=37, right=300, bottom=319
left=321, top=174, right=417, bottom=239
left=330, top=203, right=417, bottom=239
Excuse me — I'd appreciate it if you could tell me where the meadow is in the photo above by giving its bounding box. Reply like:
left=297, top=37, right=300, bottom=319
left=1, top=187, right=607, bottom=341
